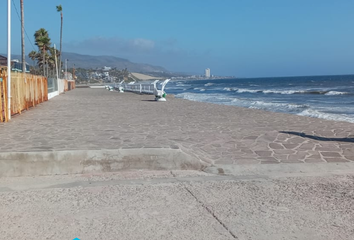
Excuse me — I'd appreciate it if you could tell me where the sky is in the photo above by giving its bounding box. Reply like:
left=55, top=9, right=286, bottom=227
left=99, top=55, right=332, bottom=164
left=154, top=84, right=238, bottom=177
left=0, top=0, right=354, bottom=77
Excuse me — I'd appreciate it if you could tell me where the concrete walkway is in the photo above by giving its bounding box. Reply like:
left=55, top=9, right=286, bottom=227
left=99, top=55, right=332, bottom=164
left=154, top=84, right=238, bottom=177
left=1, top=88, right=353, bottom=160
left=0, top=170, right=353, bottom=240
left=0, top=88, right=353, bottom=173
left=1, top=88, right=354, bottom=239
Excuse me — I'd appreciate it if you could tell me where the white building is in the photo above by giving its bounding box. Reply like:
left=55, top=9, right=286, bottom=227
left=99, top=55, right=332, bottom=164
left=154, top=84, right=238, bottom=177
left=205, top=68, right=211, bottom=78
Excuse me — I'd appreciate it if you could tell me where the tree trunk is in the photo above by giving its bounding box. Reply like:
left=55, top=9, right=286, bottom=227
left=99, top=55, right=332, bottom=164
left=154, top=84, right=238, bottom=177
left=20, top=0, right=25, bottom=73
left=42, top=50, right=45, bottom=76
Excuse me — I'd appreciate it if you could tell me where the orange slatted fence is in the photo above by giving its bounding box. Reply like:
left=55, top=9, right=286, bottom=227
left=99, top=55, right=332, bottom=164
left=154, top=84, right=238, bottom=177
left=0, top=68, right=48, bottom=122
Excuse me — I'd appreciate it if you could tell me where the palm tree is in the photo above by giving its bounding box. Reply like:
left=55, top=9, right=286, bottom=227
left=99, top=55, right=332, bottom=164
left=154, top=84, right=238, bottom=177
left=34, top=28, right=51, bottom=76
left=28, top=50, right=37, bottom=61
left=56, top=5, right=63, bottom=78
left=47, top=47, right=58, bottom=76
left=28, top=50, right=38, bottom=66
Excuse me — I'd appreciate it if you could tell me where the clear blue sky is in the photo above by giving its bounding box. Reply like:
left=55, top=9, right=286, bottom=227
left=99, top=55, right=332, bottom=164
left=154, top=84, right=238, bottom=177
left=1, top=0, right=353, bottom=77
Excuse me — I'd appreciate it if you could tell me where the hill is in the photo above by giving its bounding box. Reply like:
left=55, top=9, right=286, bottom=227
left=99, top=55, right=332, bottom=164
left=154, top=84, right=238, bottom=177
left=2, top=52, right=168, bottom=73
left=61, top=52, right=167, bottom=73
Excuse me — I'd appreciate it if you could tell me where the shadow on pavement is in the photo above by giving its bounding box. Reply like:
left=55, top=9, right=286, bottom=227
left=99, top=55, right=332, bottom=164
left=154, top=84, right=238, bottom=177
left=280, top=131, right=354, bottom=143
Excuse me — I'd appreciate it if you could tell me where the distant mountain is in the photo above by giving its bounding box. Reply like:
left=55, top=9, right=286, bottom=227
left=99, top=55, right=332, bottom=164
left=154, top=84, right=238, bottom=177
left=2, top=52, right=168, bottom=73
left=61, top=52, right=168, bottom=73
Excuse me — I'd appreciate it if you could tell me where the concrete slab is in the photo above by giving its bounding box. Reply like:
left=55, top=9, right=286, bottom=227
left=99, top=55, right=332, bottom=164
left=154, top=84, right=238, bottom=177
left=0, top=148, right=204, bottom=177
left=0, top=169, right=353, bottom=240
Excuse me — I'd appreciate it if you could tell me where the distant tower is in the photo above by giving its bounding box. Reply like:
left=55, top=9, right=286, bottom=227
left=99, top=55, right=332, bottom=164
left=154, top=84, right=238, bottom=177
left=205, top=68, right=211, bottom=78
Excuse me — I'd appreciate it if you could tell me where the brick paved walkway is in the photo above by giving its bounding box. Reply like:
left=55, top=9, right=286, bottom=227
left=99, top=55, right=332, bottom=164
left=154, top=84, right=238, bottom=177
left=0, top=88, right=353, bottom=166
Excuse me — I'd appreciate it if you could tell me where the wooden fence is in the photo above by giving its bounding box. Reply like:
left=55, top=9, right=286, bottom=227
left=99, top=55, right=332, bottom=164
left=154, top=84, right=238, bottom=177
left=0, top=68, right=8, bottom=122
left=0, top=69, right=48, bottom=122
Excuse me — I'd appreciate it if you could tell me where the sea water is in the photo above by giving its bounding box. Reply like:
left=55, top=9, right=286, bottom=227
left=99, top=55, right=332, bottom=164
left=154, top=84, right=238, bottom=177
left=166, top=75, right=354, bottom=123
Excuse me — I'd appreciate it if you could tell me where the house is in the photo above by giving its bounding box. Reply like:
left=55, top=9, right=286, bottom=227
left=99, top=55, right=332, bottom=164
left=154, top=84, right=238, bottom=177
left=0, top=55, right=30, bottom=72
left=0, top=55, right=7, bottom=66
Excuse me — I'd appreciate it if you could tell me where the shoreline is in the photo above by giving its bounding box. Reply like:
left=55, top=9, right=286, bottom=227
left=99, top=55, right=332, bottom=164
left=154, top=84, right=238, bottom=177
left=170, top=93, right=354, bottom=124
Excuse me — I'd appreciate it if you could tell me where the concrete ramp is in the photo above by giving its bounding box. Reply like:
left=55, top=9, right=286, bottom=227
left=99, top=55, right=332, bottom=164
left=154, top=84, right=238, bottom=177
left=0, top=148, right=205, bottom=177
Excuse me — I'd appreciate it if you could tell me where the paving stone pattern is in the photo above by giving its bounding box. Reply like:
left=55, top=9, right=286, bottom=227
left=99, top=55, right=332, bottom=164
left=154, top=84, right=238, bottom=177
left=0, top=89, right=353, bottom=165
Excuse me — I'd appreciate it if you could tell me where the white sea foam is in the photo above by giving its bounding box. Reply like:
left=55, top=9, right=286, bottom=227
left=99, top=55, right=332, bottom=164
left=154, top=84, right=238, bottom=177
left=204, top=83, right=214, bottom=86
left=224, top=87, right=309, bottom=95
left=236, top=88, right=261, bottom=93
left=175, top=92, right=231, bottom=103
left=193, top=87, right=206, bottom=91
left=175, top=90, right=354, bottom=124
left=246, top=100, right=308, bottom=112
left=176, top=82, right=192, bottom=87
left=223, top=87, right=233, bottom=91
left=325, top=91, right=348, bottom=95
left=263, top=89, right=300, bottom=94
left=298, top=109, right=354, bottom=123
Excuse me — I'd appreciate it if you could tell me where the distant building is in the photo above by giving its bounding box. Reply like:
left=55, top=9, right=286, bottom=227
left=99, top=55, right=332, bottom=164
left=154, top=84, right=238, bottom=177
left=103, top=66, right=111, bottom=71
left=64, top=72, right=73, bottom=80
left=0, top=55, right=29, bottom=72
left=0, top=55, right=7, bottom=66
left=205, top=68, right=211, bottom=78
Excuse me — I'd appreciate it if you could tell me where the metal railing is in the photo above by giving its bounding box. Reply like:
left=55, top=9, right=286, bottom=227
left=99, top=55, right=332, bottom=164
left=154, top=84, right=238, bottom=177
left=108, top=79, right=171, bottom=101
left=123, top=81, right=156, bottom=94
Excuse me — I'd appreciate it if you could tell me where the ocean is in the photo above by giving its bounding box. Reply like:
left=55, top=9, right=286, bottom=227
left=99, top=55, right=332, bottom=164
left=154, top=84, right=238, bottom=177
left=166, top=75, right=354, bottom=123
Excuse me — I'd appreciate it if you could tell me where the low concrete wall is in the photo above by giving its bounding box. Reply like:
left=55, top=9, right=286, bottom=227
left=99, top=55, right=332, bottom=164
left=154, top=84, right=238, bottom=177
left=0, top=148, right=205, bottom=177
left=48, top=91, right=59, bottom=99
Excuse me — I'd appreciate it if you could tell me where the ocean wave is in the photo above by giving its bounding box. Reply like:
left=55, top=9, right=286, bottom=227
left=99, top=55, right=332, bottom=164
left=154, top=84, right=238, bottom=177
left=244, top=100, right=309, bottom=113
left=223, top=87, right=262, bottom=93
left=223, top=87, right=350, bottom=95
left=175, top=92, right=231, bottom=102
left=298, top=109, right=354, bottom=123
left=176, top=82, right=192, bottom=87
left=204, top=83, right=214, bottom=86
left=237, top=88, right=262, bottom=93
left=193, top=87, right=206, bottom=91
left=263, top=89, right=301, bottom=94
left=325, top=91, right=349, bottom=95
left=223, top=87, right=233, bottom=91
left=174, top=92, right=354, bottom=123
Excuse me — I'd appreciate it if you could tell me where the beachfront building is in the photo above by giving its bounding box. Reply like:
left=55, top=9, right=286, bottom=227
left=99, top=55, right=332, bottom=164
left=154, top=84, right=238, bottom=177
left=0, top=55, right=7, bottom=66
left=64, top=72, right=73, bottom=80
left=205, top=68, right=211, bottom=78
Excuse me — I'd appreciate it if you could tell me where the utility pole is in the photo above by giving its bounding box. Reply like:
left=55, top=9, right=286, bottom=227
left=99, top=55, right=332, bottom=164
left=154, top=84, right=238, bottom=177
left=7, top=0, right=11, bottom=120
left=20, top=0, right=25, bottom=74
